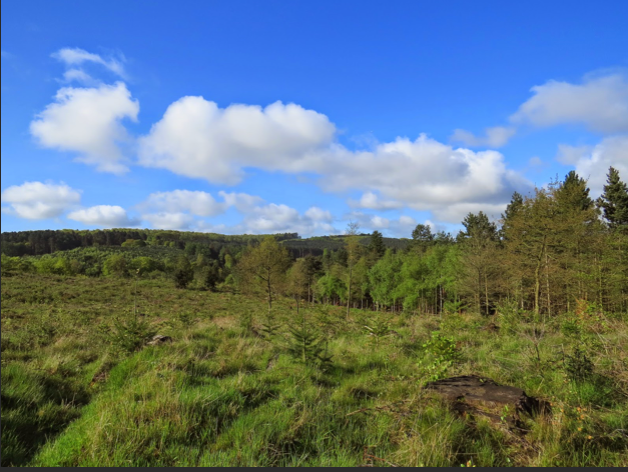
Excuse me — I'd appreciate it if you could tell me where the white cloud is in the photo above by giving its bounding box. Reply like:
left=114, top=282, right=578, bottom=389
left=138, top=97, right=335, bottom=184
left=232, top=202, right=336, bottom=236
left=562, top=136, right=628, bottom=196
left=1, top=181, right=81, bottom=219
left=511, top=73, right=628, bottom=134
left=51, top=47, right=126, bottom=78
left=68, top=205, right=139, bottom=227
left=1, top=50, right=10, bottom=59
left=218, top=191, right=265, bottom=213
left=432, top=202, right=508, bottom=224
left=142, top=190, right=226, bottom=217
left=450, top=126, right=516, bottom=148
left=30, top=82, right=139, bottom=174
left=61, top=68, right=98, bottom=85
left=318, top=135, right=531, bottom=223
left=142, top=212, right=195, bottom=231
left=136, top=96, right=531, bottom=224
left=370, top=215, right=390, bottom=229
left=556, top=144, right=594, bottom=165
left=349, top=191, right=403, bottom=210
left=305, top=206, right=333, bottom=222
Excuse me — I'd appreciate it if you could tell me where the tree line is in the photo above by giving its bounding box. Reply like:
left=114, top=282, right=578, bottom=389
left=2, top=167, right=627, bottom=316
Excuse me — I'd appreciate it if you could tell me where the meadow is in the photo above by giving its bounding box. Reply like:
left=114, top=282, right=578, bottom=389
left=1, top=272, right=627, bottom=467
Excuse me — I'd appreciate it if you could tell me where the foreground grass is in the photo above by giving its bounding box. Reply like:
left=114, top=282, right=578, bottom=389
left=1, top=273, right=627, bottom=466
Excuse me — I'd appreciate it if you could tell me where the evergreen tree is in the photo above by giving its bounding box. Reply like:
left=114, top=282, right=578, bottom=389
left=172, top=255, right=194, bottom=289
left=598, top=167, right=628, bottom=230
left=411, top=224, right=434, bottom=252
left=368, top=230, right=386, bottom=258
left=236, top=236, right=291, bottom=312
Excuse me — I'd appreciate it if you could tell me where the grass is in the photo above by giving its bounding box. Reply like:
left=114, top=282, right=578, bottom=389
left=1, top=273, right=627, bottom=466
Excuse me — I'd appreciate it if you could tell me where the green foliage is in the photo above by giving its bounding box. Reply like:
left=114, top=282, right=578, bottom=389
left=171, top=255, right=194, bottom=289
left=103, top=254, right=128, bottom=277
left=286, top=319, right=332, bottom=370
left=363, top=316, right=391, bottom=346
left=563, top=347, right=594, bottom=384
left=108, top=316, right=157, bottom=353
left=418, top=332, right=462, bottom=382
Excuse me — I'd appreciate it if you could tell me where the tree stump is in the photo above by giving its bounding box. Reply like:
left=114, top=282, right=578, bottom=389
left=425, top=375, right=550, bottom=425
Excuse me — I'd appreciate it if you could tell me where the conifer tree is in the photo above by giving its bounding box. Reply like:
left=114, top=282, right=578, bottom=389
left=236, top=236, right=291, bottom=312
left=368, top=230, right=386, bottom=259
left=598, top=167, right=628, bottom=230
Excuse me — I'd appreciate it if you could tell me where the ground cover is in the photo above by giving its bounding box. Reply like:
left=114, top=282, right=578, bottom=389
left=1, top=273, right=627, bottom=466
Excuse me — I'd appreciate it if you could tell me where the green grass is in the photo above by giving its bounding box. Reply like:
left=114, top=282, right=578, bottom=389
left=2, top=273, right=627, bottom=466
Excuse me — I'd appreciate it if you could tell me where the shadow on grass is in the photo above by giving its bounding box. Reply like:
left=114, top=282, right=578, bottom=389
left=0, top=366, right=91, bottom=467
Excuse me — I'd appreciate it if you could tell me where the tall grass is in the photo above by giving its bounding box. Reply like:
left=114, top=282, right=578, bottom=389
left=2, top=273, right=627, bottom=466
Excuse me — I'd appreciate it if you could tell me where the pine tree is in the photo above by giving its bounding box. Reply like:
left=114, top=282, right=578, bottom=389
left=411, top=224, right=434, bottom=252
left=368, top=230, right=386, bottom=259
left=598, top=167, right=628, bottom=230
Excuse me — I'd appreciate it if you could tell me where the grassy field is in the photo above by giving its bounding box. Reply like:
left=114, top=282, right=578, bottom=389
left=1, top=273, right=627, bottom=467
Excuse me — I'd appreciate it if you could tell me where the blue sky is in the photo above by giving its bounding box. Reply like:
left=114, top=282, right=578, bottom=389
left=2, top=1, right=628, bottom=237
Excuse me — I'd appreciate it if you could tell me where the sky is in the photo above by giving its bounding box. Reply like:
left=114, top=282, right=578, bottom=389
left=2, top=1, right=628, bottom=238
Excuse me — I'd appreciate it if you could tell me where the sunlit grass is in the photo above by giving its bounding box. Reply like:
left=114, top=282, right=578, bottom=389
left=2, top=273, right=627, bottom=466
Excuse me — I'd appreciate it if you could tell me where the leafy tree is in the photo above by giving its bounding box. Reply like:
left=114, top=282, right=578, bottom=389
left=103, top=254, right=128, bottom=277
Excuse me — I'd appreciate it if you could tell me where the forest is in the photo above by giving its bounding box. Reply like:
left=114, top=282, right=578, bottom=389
left=1, top=166, right=627, bottom=466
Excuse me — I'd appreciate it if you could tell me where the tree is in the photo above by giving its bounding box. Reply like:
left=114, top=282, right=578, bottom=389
left=411, top=224, right=434, bottom=252
left=368, top=230, right=386, bottom=259
left=457, top=212, right=500, bottom=315
left=287, top=258, right=309, bottom=314
left=172, top=255, right=194, bottom=289
left=598, top=167, right=628, bottom=230
left=236, top=236, right=291, bottom=312
left=103, top=254, right=128, bottom=277
left=344, top=222, right=361, bottom=317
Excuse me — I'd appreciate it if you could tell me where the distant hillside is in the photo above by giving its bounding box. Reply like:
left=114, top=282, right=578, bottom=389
left=1, top=229, right=409, bottom=258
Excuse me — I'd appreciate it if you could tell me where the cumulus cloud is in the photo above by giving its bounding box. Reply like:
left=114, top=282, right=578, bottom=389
left=236, top=203, right=336, bottom=235
left=138, top=93, right=529, bottom=224
left=30, top=82, right=139, bottom=174
left=142, top=212, right=195, bottom=230
left=511, top=73, right=628, bottom=134
left=52, top=47, right=126, bottom=78
left=349, top=191, right=403, bottom=210
left=343, top=211, right=418, bottom=237
left=142, top=190, right=227, bottom=217
left=305, top=206, right=333, bottom=222
left=556, top=144, right=594, bottom=165
left=218, top=191, right=265, bottom=213
left=450, top=126, right=516, bottom=148
left=68, top=205, right=139, bottom=227
left=138, top=97, right=335, bottom=184
left=1, top=181, right=81, bottom=219
left=561, top=136, right=628, bottom=195
left=318, top=135, right=531, bottom=223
